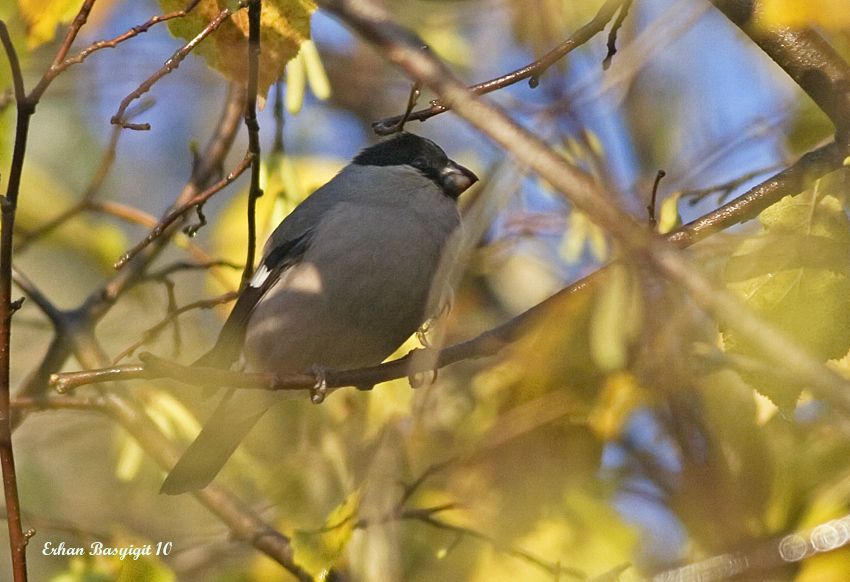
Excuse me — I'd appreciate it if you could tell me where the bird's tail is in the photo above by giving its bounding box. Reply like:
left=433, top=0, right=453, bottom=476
left=160, top=390, right=278, bottom=494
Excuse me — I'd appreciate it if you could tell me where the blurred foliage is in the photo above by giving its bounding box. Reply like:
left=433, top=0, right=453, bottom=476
left=289, top=489, right=360, bottom=579
left=2, top=0, right=850, bottom=581
left=284, top=39, right=331, bottom=113
left=49, top=553, right=175, bottom=582
left=759, top=0, right=850, bottom=30
left=722, top=179, right=850, bottom=410
left=16, top=164, right=128, bottom=271
left=16, top=0, right=117, bottom=48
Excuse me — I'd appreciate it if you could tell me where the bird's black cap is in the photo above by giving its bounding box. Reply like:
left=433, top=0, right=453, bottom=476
left=354, top=132, right=477, bottom=198
left=354, top=132, right=448, bottom=168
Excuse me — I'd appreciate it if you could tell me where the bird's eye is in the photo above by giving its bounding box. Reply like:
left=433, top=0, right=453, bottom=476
left=411, top=157, right=428, bottom=169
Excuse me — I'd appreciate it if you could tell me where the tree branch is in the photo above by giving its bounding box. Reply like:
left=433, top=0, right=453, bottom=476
left=113, top=153, right=254, bottom=270
left=111, top=0, right=249, bottom=130
left=30, top=1, right=203, bottom=102
left=0, top=20, right=33, bottom=582
left=668, top=141, right=844, bottom=247
left=371, top=0, right=628, bottom=134
left=241, top=0, right=263, bottom=288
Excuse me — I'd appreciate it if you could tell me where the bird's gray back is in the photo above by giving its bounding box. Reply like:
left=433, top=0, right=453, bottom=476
left=245, top=164, right=460, bottom=374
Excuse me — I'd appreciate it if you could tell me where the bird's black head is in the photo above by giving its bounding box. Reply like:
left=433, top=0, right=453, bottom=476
left=354, top=132, right=478, bottom=199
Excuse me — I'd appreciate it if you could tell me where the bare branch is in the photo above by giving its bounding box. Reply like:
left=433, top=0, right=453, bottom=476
left=111, top=0, right=250, bottom=130
left=0, top=20, right=33, bottom=582
left=602, top=0, right=632, bottom=69
left=668, top=141, right=845, bottom=248
left=113, top=153, right=254, bottom=270
left=371, top=0, right=628, bottom=134
left=11, top=268, right=62, bottom=326
left=241, top=0, right=263, bottom=288
left=52, top=1, right=202, bottom=77
left=111, top=292, right=238, bottom=364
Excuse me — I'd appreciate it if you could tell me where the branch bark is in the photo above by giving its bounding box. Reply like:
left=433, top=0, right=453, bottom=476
left=371, top=0, right=629, bottom=134
left=0, top=20, right=33, bottom=582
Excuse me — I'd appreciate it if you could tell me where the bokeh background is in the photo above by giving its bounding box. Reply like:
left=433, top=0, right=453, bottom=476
left=1, top=0, right=848, bottom=580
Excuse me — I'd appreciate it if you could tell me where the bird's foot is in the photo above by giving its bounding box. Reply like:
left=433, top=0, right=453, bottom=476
left=310, top=364, right=329, bottom=404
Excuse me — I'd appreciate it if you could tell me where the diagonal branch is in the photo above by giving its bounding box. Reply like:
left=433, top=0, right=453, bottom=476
left=111, top=0, right=250, bottom=130
left=241, top=0, right=264, bottom=288
left=30, top=1, right=203, bottom=102
left=113, top=153, right=254, bottom=270
left=371, top=0, right=628, bottom=134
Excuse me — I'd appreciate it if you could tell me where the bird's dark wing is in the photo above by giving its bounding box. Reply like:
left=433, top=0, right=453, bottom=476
left=193, top=230, right=314, bottom=369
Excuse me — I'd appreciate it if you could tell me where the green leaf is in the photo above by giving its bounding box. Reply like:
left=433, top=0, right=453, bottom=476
left=723, top=188, right=850, bottom=409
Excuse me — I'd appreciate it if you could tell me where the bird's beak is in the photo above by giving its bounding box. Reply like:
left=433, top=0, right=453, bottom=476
left=440, top=161, right=478, bottom=198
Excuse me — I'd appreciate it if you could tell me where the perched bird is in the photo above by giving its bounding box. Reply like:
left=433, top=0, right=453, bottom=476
left=161, top=132, right=477, bottom=494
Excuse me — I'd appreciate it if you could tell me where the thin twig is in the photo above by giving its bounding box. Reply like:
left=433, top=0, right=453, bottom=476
left=50, top=1, right=202, bottom=77
left=111, top=292, right=238, bottom=364
left=113, top=153, right=254, bottom=270
left=241, top=0, right=263, bottom=289
left=271, top=82, right=285, bottom=154
left=0, top=20, right=32, bottom=582
left=11, top=268, right=62, bottom=327
left=407, top=513, right=585, bottom=579
left=28, top=0, right=97, bottom=101
left=111, top=0, right=250, bottom=130
left=681, top=161, right=788, bottom=205
left=371, top=0, right=627, bottom=134
left=145, top=260, right=242, bottom=281
left=391, top=79, right=422, bottom=133
left=602, top=0, right=632, bottom=69
left=647, top=170, right=665, bottom=229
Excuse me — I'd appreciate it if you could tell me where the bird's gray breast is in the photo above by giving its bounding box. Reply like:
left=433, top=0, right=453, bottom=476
left=243, top=167, right=459, bottom=375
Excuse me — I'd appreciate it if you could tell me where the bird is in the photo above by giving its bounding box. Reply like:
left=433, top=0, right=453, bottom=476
left=160, top=132, right=478, bottom=494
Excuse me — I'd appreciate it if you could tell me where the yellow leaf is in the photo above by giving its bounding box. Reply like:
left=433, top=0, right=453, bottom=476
left=158, top=0, right=314, bottom=99
left=115, top=436, right=145, bottom=482
left=17, top=0, right=117, bottom=48
left=17, top=0, right=81, bottom=47
left=301, top=39, right=331, bottom=100
left=590, top=264, right=642, bottom=372
left=286, top=49, right=307, bottom=113
left=759, top=0, right=850, bottom=30
left=657, top=191, right=683, bottom=234
left=291, top=490, right=361, bottom=580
